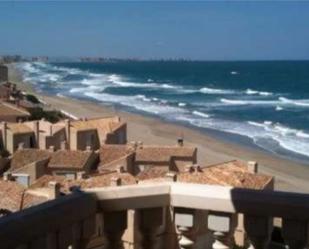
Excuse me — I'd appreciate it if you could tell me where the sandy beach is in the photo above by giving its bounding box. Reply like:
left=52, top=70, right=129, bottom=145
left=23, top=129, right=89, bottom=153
left=8, top=64, right=309, bottom=193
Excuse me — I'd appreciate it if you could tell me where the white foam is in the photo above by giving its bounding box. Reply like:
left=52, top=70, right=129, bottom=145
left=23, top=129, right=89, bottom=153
left=178, top=102, right=187, bottom=107
left=246, top=89, right=273, bottom=96
left=192, top=111, right=210, bottom=118
left=245, top=121, right=309, bottom=157
left=220, top=98, right=279, bottom=106
left=276, top=106, right=283, bottom=111
left=200, top=87, right=235, bottom=95
left=220, top=98, right=247, bottom=105
left=230, top=71, right=239, bottom=75
left=84, top=92, right=187, bottom=116
left=279, top=97, right=309, bottom=107
left=107, top=74, right=179, bottom=90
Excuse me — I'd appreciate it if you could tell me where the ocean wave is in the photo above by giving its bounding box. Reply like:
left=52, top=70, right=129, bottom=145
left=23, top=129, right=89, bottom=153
left=245, top=88, right=273, bottom=96
left=220, top=98, right=280, bottom=106
left=279, top=97, right=309, bottom=107
left=199, top=87, right=235, bottom=94
left=192, top=111, right=210, bottom=118
left=275, top=106, right=283, bottom=111
left=181, top=117, right=309, bottom=157
left=246, top=121, right=309, bottom=157
left=84, top=92, right=187, bottom=116
left=107, top=74, right=179, bottom=90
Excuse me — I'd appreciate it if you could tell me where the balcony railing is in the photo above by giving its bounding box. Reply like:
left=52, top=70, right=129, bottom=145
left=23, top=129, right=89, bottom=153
left=1, top=182, right=309, bottom=249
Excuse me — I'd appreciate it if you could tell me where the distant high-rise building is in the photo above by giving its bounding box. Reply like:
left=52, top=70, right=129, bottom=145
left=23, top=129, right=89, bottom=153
left=0, top=65, right=8, bottom=82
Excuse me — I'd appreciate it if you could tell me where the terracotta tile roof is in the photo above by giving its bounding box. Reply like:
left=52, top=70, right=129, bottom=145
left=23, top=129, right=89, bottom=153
left=71, top=117, right=122, bottom=132
left=29, top=175, right=66, bottom=189
left=0, top=102, right=30, bottom=117
left=135, top=146, right=196, bottom=163
left=136, top=166, right=169, bottom=181
left=30, top=172, right=136, bottom=193
left=10, top=149, right=51, bottom=170
left=178, top=160, right=273, bottom=190
left=48, top=150, right=94, bottom=169
left=78, top=172, right=136, bottom=189
left=99, top=144, right=134, bottom=165
left=7, top=123, right=33, bottom=134
left=0, top=180, right=48, bottom=213
left=0, top=180, right=24, bottom=212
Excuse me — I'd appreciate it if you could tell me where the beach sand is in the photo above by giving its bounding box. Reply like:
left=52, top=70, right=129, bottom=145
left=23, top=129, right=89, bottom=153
left=8, top=64, right=309, bottom=193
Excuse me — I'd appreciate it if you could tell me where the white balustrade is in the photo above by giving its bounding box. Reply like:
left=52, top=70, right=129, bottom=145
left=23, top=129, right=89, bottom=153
left=208, top=212, right=237, bottom=249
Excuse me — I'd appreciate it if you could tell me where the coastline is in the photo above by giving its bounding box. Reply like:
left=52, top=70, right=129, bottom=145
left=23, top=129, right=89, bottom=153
left=8, top=64, right=309, bottom=193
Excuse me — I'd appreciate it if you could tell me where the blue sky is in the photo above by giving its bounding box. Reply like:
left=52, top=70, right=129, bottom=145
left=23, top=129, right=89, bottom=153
left=0, top=1, right=309, bottom=60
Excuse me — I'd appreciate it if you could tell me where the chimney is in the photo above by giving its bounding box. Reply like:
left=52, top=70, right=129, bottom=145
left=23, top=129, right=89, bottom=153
left=1, top=122, right=7, bottom=149
left=3, top=172, right=13, bottom=181
left=193, top=164, right=202, bottom=172
left=65, top=119, right=71, bottom=150
left=185, top=165, right=194, bottom=173
left=110, top=177, right=122, bottom=186
left=130, top=141, right=138, bottom=150
left=60, top=141, right=67, bottom=150
left=48, top=181, right=61, bottom=199
left=116, top=165, right=125, bottom=173
left=18, top=142, right=24, bottom=150
left=48, top=146, right=55, bottom=152
left=165, top=172, right=177, bottom=182
left=248, top=161, right=258, bottom=174
left=33, top=121, right=39, bottom=148
left=76, top=171, right=86, bottom=180
left=137, top=141, right=143, bottom=149
left=177, top=136, right=184, bottom=147
left=49, top=125, right=53, bottom=136
left=15, top=98, right=20, bottom=108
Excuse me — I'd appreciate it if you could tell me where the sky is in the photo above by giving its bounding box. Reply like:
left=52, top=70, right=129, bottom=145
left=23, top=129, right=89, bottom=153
left=0, top=1, right=309, bottom=60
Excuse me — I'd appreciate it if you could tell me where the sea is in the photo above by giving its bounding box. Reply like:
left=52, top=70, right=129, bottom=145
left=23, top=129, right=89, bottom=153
left=16, top=60, right=309, bottom=164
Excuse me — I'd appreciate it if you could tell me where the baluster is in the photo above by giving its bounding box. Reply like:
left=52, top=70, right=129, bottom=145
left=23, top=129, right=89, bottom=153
left=46, top=233, right=57, bottom=249
left=244, top=215, right=272, bottom=249
left=282, top=219, right=309, bottom=249
left=174, top=208, right=197, bottom=249
left=208, top=212, right=237, bottom=249
left=140, top=207, right=165, bottom=249
left=103, top=211, right=127, bottom=249
left=78, top=215, right=96, bottom=249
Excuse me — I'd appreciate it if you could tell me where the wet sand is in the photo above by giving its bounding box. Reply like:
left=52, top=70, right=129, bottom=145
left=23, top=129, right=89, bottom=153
left=8, top=64, right=309, bottom=193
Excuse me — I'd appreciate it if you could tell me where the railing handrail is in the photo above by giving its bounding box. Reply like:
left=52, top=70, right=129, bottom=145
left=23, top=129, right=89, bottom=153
left=88, top=182, right=309, bottom=219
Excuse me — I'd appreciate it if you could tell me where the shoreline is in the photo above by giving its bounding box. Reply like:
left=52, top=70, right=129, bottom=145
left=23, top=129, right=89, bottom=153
left=8, top=64, right=309, bottom=193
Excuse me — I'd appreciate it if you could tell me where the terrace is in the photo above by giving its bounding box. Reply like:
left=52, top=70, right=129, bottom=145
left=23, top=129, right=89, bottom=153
left=0, top=182, right=308, bottom=249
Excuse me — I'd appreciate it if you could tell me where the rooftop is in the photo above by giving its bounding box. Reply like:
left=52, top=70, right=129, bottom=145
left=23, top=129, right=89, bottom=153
left=10, top=149, right=51, bottom=170
left=99, top=144, right=133, bottom=166
left=135, top=145, right=197, bottom=163
left=31, top=171, right=136, bottom=193
left=70, top=116, right=123, bottom=132
left=177, top=160, right=273, bottom=190
left=0, top=102, right=30, bottom=118
left=0, top=180, right=47, bottom=213
left=48, top=150, right=94, bottom=169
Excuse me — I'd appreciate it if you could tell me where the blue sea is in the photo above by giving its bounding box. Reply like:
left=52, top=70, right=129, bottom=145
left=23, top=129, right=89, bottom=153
left=17, top=61, right=309, bottom=163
